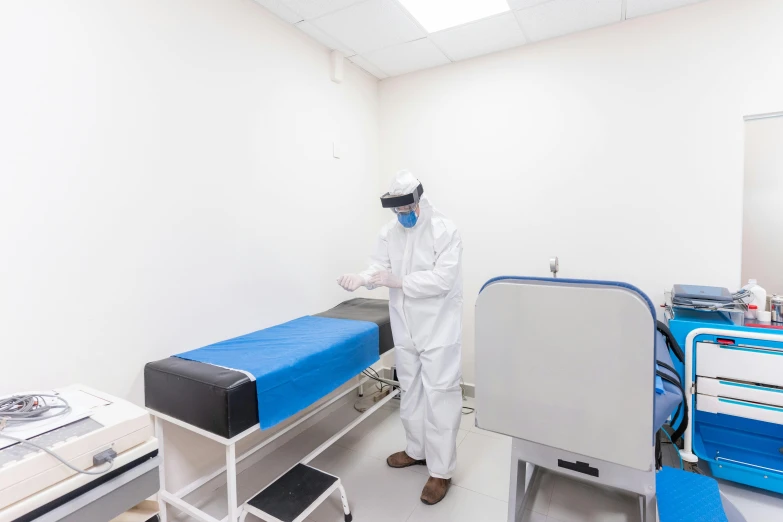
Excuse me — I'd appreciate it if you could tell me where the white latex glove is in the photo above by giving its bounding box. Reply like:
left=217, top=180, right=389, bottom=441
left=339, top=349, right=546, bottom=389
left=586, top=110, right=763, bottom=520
left=337, top=274, right=367, bottom=292
left=368, top=270, right=402, bottom=289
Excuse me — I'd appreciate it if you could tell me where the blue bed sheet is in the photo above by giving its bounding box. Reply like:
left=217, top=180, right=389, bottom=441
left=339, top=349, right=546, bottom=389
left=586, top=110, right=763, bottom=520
left=176, top=316, right=379, bottom=429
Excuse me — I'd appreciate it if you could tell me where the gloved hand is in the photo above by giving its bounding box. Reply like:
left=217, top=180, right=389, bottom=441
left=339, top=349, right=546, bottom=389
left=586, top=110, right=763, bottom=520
left=337, top=274, right=367, bottom=292
left=369, top=270, right=402, bottom=289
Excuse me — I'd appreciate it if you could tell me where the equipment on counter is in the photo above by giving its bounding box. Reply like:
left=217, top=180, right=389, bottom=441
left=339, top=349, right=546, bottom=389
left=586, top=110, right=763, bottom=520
left=668, top=285, right=756, bottom=326
left=772, top=295, right=783, bottom=324
left=0, top=385, right=158, bottom=522
left=672, top=284, right=733, bottom=305
left=743, top=279, right=767, bottom=314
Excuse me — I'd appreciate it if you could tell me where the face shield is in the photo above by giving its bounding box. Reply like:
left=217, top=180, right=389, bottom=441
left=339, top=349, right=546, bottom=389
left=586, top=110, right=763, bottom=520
left=380, top=183, right=423, bottom=228
left=390, top=203, right=417, bottom=215
left=380, top=183, right=423, bottom=213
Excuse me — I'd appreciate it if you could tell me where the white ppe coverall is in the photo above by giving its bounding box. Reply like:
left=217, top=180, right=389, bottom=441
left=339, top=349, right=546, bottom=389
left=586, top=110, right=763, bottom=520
left=361, top=172, right=463, bottom=480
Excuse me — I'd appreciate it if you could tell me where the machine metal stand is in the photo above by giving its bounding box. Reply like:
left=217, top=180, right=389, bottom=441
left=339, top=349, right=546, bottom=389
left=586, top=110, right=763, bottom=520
left=507, top=436, right=657, bottom=522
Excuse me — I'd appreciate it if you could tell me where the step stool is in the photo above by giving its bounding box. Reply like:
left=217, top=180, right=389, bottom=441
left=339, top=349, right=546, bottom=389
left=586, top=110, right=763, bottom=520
left=241, top=464, right=352, bottom=522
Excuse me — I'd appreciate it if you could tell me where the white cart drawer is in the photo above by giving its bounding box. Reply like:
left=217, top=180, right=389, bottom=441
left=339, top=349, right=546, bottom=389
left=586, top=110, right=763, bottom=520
left=698, top=377, right=783, bottom=408
left=697, top=394, right=783, bottom=425
left=696, top=342, right=783, bottom=387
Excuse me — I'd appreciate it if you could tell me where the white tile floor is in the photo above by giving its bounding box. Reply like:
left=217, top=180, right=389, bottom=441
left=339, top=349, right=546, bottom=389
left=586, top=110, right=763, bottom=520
left=184, top=397, right=783, bottom=522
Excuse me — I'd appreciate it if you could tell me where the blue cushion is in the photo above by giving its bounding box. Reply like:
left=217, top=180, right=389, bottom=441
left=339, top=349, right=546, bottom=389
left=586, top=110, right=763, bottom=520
left=657, top=467, right=728, bottom=522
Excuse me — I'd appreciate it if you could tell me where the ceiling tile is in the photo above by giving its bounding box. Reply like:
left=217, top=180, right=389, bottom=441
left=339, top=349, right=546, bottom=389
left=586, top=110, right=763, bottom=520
left=296, top=21, right=356, bottom=56
left=508, top=0, right=554, bottom=9
left=252, top=0, right=304, bottom=24
left=430, top=12, right=527, bottom=62
left=349, top=55, right=389, bottom=79
left=362, top=38, right=451, bottom=77
left=514, top=0, right=623, bottom=42
left=625, top=0, right=706, bottom=19
left=281, top=0, right=366, bottom=20
left=310, top=0, right=426, bottom=55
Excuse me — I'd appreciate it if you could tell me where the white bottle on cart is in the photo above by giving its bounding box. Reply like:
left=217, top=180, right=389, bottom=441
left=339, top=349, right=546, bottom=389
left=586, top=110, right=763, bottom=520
left=744, top=279, right=767, bottom=315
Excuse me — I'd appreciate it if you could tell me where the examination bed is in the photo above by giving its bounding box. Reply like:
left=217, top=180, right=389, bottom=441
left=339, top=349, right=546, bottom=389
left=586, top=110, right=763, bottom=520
left=144, top=298, right=395, bottom=522
left=145, top=298, right=393, bottom=438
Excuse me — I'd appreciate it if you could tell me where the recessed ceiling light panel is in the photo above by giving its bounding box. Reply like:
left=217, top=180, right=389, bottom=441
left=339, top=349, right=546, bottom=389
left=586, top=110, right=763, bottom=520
left=397, top=0, right=511, bottom=33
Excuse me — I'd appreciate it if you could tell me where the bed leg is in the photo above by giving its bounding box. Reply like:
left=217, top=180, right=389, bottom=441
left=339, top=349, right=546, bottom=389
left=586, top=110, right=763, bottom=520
left=155, top=416, right=168, bottom=522
left=227, top=443, right=239, bottom=522
left=338, top=482, right=352, bottom=522
left=358, top=382, right=364, bottom=397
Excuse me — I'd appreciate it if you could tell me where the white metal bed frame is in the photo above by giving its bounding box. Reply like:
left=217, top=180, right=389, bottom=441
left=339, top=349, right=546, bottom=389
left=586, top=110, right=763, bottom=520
left=150, top=377, right=398, bottom=522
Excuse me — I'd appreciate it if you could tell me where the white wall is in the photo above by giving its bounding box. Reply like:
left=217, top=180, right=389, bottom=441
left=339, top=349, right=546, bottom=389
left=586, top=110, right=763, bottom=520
left=0, top=0, right=381, bottom=403
left=742, top=115, right=783, bottom=296
left=378, top=0, right=783, bottom=383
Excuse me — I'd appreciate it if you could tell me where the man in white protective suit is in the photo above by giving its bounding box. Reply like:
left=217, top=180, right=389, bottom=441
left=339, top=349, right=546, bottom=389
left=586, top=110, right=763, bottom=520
left=337, top=170, right=463, bottom=505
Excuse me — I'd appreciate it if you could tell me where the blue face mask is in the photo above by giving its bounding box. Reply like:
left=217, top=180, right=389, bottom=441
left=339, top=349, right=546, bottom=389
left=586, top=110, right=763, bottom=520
left=397, top=210, right=418, bottom=228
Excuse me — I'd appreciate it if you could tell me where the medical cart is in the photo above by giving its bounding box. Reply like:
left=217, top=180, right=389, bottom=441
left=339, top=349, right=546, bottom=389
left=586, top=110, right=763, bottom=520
left=668, top=310, right=783, bottom=494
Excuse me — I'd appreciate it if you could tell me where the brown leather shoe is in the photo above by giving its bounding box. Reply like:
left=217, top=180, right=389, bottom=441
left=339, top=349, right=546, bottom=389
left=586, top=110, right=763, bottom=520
left=420, top=476, right=451, bottom=505
left=386, top=451, right=426, bottom=469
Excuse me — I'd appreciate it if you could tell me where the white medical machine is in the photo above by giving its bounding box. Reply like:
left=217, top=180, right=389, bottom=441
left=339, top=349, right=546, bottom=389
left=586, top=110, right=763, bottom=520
left=0, top=385, right=159, bottom=522
left=474, top=276, right=751, bottom=522
left=475, top=277, right=666, bottom=522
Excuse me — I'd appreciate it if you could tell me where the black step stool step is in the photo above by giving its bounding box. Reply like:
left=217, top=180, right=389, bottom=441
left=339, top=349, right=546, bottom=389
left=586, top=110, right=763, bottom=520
left=247, top=464, right=349, bottom=522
